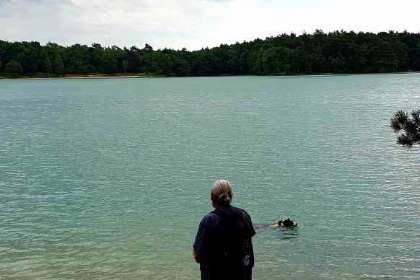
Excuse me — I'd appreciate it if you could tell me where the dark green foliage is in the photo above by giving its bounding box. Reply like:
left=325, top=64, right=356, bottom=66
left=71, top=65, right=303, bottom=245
left=173, top=58, right=190, bottom=76
left=144, top=43, right=153, bottom=52
left=45, top=57, right=52, bottom=76
left=5, top=60, right=23, bottom=76
left=1, top=30, right=420, bottom=77
left=391, top=110, right=420, bottom=146
left=53, top=54, right=64, bottom=75
left=122, top=60, right=129, bottom=74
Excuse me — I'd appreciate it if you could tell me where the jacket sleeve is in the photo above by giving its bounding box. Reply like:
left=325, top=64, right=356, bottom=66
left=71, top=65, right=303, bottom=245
left=193, top=214, right=211, bottom=259
left=243, top=211, right=256, bottom=237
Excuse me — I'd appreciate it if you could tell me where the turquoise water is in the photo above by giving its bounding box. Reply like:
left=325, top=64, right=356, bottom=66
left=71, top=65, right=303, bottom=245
left=0, top=75, right=419, bottom=280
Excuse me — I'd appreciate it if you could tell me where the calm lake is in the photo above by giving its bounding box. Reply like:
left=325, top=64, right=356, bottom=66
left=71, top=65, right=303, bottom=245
left=0, top=74, right=419, bottom=280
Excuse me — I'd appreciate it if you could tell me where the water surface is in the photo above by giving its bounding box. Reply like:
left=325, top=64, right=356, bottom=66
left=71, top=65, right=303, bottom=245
left=0, top=75, right=419, bottom=279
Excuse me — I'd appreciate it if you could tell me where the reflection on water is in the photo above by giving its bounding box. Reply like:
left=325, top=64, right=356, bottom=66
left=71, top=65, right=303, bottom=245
left=254, top=223, right=274, bottom=233
left=254, top=223, right=299, bottom=239
left=278, top=228, right=299, bottom=240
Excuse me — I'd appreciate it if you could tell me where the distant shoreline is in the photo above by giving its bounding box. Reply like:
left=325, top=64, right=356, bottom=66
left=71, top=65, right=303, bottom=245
left=0, top=73, right=161, bottom=80
left=1, top=71, right=419, bottom=81
left=3, top=31, right=420, bottom=79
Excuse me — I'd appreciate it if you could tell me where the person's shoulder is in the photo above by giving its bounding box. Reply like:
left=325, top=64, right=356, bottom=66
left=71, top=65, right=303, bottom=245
left=200, top=212, right=221, bottom=226
left=231, top=206, right=252, bottom=218
left=236, top=205, right=250, bottom=213
left=231, top=206, right=255, bottom=235
left=205, top=212, right=220, bottom=220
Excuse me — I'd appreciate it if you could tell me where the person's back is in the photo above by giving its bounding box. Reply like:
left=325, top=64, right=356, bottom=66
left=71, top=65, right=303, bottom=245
left=193, top=180, right=255, bottom=280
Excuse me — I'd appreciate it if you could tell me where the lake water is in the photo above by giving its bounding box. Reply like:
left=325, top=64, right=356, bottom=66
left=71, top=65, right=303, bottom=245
left=0, top=75, right=419, bottom=280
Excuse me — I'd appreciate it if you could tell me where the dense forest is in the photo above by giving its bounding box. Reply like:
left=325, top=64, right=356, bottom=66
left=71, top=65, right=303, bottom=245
left=1, top=30, right=420, bottom=78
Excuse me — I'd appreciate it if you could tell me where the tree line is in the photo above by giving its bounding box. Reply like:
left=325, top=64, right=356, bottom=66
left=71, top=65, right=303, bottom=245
left=1, top=30, right=420, bottom=77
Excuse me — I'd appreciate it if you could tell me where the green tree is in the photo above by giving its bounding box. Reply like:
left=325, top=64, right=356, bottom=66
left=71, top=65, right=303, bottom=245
left=143, top=43, right=153, bottom=52
left=122, top=60, right=129, bottom=74
left=5, top=60, right=23, bottom=76
left=173, top=58, right=190, bottom=76
left=102, top=53, right=117, bottom=74
left=391, top=110, right=420, bottom=146
left=156, top=53, right=173, bottom=75
left=90, top=43, right=105, bottom=72
left=45, top=57, right=52, bottom=76
left=53, top=54, right=64, bottom=75
left=1, top=31, right=420, bottom=77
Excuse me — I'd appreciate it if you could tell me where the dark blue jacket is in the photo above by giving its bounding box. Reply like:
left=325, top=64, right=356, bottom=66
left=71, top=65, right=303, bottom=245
left=194, top=205, right=255, bottom=280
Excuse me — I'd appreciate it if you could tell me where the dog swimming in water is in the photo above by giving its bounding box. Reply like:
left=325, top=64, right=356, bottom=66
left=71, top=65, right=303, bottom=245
left=270, top=218, right=298, bottom=229
left=254, top=218, right=298, bottom=232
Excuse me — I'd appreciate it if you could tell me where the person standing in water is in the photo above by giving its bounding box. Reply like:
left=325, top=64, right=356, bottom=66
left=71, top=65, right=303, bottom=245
left=193, top=180, right=255, bottom=280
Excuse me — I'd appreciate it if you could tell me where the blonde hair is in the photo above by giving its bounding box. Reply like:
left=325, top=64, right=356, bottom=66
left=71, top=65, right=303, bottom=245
left=211, top=180, right=233, bottom=205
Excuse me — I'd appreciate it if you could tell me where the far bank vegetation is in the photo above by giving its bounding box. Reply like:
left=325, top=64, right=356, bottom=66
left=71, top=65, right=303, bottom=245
left=1, top=30, right=420, bottom=78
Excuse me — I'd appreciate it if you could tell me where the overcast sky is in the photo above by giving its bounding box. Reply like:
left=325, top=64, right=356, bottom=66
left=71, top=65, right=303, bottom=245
left=1, top=0, right=419, bottom=50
